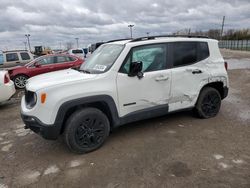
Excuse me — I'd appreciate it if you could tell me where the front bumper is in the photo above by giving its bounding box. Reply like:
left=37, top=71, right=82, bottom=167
left=21, top=114, right=61, bottom=140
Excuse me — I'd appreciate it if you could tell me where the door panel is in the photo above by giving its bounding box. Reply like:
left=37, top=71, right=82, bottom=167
left=168, top=42, right=211, bottom=111
left=116, top=43, right=171, bottom=117
left=117, top=70, right=171, bottom=117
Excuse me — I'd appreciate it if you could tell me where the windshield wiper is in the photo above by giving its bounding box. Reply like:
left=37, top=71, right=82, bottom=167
left=79, top=69, right=91, bottom=74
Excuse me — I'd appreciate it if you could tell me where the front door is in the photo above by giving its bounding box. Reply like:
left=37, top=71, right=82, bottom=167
left=116, top=44, right=171, bottom=117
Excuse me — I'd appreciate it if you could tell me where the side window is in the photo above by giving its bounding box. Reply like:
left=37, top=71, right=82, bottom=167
left=120, top=44, right=166, bottom=73
left=20, top=52, right=31, bottom=60
left=6, top=53, right=19, bottom=62
left=172, top=42, right=197, bottom=67
left=197, top=42, right=209, bottom=61
left=37, top=57, right=54, bottom=65
left=68, top=56, right=77, bottom=61
left=171, top=42, right=210, bottom=67
left=56, top=56, right=67, bottom=63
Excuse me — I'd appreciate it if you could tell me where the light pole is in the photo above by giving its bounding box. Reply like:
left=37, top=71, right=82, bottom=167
left=128, top=25, right=134, bottom=39
left=75, top=38, right=79, bottom=48
left=146, top=32, right=150, bottom=37
left=25, top=34, right=31, bottom=51
left=23, top=41, right=27, bottom=50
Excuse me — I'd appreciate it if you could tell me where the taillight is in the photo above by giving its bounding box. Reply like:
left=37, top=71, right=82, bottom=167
left=224, top=61, right=228, bottom=71
left=4, top=73, right=10, bottom=84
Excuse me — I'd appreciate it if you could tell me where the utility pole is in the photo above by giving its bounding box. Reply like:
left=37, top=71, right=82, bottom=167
left=128, top=25, right=134, bottom=39
left=23, top=41, right=27, bottom=50
left=188, top=28, right=191, bottom=35
left=220, top=16, right=225, bottom=40
left=146, top=32, right=150, bottom=37
left=75, top=38, right=79, bottom=48
left=25, top=34, right=31, bottom=51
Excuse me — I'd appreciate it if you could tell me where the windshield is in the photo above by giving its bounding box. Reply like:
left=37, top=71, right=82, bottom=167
left=80, top=44, right=124, bottom=74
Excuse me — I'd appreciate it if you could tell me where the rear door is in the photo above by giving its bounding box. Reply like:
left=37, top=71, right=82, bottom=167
left=20, top=52, right=32, bottom=65
left=168, top=41, right=211, bottom=111
left=116, top=43, right=172, bottom=117
left=54, top=56, right=75, bottom=71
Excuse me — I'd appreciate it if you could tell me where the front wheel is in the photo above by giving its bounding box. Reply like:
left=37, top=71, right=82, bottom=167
left=63, top=108, right=110, bottom=154
left=194, top=87, right=221, bottom=119
left=13, top=75, right=28, bottom=89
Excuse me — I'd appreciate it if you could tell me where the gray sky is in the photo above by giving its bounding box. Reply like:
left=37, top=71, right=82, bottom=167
left=0, top=0, right=249, bottom=50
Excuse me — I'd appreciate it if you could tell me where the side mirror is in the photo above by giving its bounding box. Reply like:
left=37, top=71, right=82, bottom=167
left=128, top=61, right=143, bottom=78
left=34, top=62, right=41, bottom=67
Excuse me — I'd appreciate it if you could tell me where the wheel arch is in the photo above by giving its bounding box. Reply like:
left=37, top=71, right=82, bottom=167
left=56, top=95, right=120, bottom=134
left=199, top=81, right=226, bottom=100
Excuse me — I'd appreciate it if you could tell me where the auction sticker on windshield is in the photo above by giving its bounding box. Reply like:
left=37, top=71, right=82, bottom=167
left=93, top=64, right=107, bottom=71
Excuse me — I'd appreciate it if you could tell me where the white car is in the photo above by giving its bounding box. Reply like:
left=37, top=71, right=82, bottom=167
left=68, top=49, right=85, bottom=60
left=0, top=71, right=16, bottom=103
left=21, top=35, right=229, bottom=153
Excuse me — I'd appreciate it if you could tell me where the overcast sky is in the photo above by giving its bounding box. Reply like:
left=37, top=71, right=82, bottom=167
left=0, top=0, right=249, bottom=50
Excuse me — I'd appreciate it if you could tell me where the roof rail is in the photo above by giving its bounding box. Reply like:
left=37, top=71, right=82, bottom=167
left=106, top=38, right=131, bottom=43
left=130, top=35, right=209, bottom=42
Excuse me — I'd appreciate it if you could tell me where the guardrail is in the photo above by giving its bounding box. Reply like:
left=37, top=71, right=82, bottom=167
left=219, top=40, right=250, bottom=51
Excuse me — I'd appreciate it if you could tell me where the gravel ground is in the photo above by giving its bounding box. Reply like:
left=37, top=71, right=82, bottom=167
left=0, top=49, right=250, bottom=188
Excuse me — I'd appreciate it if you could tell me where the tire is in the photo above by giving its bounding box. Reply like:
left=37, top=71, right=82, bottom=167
left=13, top=75, right=29, bottom=89
left=195, top=87, right=221, bottom=119
left=63, top=108, right=110, bottom=154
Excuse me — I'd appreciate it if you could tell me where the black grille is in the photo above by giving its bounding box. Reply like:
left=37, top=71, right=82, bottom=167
left=25, top=90, right=36, bottom=108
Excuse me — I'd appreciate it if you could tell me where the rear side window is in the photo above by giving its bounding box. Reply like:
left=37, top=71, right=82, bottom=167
left=20, top=52, right=30, bottom=60
left=6, top=53, right=19, bottom=62
left=72, top=50, right=83, bottom=54
left=56, top=56, right=68, bottom=63
left=170, top=42, right=209, bottom=67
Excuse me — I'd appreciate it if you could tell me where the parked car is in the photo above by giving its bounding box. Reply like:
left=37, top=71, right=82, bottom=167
left=8, top=54, right=84, bottom=89
left=0, top=50, right=34, bottom=68
left=21, top=35, right=229, bottom=154
left=0, top=71, right=15, bottom=103
left=68, top=49, right=85, bottom=59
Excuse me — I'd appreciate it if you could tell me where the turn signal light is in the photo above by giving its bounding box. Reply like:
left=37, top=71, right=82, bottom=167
left=41, top=93, right=47, bottom=104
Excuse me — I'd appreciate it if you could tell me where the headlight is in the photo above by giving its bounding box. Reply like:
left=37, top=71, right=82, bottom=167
left=25, top=90, right=37, bottom=109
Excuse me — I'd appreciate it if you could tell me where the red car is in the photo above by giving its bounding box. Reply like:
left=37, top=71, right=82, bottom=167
left=8, top=54, right=84, bottom=89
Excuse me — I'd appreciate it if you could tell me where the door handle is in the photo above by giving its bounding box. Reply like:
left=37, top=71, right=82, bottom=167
left=192, top=69, right=203, bottom=74
left=155, top=75, right=169, bottom=81
left=16, top=61, right=20, bottom=64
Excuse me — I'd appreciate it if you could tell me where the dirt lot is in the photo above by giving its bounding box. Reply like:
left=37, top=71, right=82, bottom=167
left=0, top=50, right=250, bottom=188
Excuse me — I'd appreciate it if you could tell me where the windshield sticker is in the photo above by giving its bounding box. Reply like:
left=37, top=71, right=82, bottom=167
left=93, top=64, right=107, bottom=71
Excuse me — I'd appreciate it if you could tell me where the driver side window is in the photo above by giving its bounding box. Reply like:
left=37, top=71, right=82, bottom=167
left=120, top=44, right=167, bottom=73
left=37, top=57, right=55, bottom=66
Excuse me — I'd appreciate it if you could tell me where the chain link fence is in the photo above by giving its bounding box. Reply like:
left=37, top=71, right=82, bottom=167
left=219, top=40, right=250, bottom=51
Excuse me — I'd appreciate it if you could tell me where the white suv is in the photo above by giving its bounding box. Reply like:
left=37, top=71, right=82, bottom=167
left=21, top=36, right=229, bottom=153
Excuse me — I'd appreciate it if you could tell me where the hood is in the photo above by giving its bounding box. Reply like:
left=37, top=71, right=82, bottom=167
left=26, top=69, right=97, bottom=92
left=5, top=65, right=23, bottom=71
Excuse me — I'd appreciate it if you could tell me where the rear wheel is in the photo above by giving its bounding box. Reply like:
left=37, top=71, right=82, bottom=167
left=13, top=75, right=28, bottom=89
left=195, top=87, right=221, bottom=119
left=63, top=108, right=110, bottom=154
